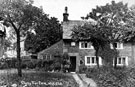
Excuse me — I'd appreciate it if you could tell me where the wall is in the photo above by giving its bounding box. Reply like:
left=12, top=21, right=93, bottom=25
left=63, top=40, right=96, bottom=70
left=118, top=42, right=135, bottom=67
left=64, top=40, right=135, bottom=68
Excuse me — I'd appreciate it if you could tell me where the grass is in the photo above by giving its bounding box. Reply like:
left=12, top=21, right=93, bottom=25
left=0, top=69, right=79, bottom=87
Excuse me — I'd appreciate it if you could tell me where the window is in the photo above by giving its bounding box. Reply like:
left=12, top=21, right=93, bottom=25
left=71, top=42, right=76, bottom=46
left=113, top=56, right=128, bottom=66
left=110, top=42, right=123, bottom=49
left=47, top=55, right=52, bottom=60
left=85, top=56, right=102, bottom=66
left=43, top=55, right=47, bottom=60
left=117, top=56, right=128, bottom=66
left=79, top=41, right=94, bottom=49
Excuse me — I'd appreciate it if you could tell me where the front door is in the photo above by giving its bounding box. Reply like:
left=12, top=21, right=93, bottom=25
left=70, top=56, right=76, bottom=72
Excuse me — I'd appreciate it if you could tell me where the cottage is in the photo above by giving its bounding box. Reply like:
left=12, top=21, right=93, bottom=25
left=38, top=7, right=135, bottom=72
left=62, top=7, right=135, bottom=72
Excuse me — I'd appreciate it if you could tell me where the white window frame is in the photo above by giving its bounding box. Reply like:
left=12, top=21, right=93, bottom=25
left=110, top=42, right=123, bottom=49
left=71, top=42, right=76, bottom=46
left=85, top=56, right=102, bottom=66
left=79, top=41, right=94, bottom=49
left=113, top=56, right=128, bottom=66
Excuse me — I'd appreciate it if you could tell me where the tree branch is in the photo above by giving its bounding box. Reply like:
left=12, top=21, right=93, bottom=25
left=8, top=15, right=18, bottom=33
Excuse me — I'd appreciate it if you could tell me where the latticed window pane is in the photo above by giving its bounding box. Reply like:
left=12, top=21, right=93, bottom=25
left=47, top=55, right=50, bottom=60
left=43, top=55, right=47, bottom=60
left=81, top=42, right=85, bottom=48
left=91, top=57, right=95, bottom=63
left=117, top=43, right=121, bottom=48
left=122, top=57, right=126, bottom=64
left=114, top=43, right=117, bottom=48
left=88, top=42, right=92, bottom=48
left=84, top=42, right=87, bottom=48
left=87, top=57, right=90, bottom=63
left=118, top=58, right=122, bottom=64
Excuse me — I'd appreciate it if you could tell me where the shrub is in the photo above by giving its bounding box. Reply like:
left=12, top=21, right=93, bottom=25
left=86, top=67, right=135, bottom=87
left=21, top=63, right=26, bottom=69
left=42, top=61, right=50, bottom=71
left=6, top=58, right=17, bottom=68
left=50, top=61, right=61, bottom=71
left=0, top=62, right=8, bottom=69
left=36, top=59, right=43, bottom=68
left=27, top=62, right=35, bottom=69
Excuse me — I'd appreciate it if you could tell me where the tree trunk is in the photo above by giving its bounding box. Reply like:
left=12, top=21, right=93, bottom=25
left=113, top=44, right=117, bottom=69
left=95, top=48, right=99, bottom=68
left=17, top=31, right=22, bottom=77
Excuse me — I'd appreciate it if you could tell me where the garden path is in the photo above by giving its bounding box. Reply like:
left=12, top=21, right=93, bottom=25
left=72, top=73, right=97, bottom=87
left=79, top=74, right=97, bottom=87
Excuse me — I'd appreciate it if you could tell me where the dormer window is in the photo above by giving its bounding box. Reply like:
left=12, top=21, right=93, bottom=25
left=71, top=42, right=76, bottom=46
left=79, top=41, right=94, bottom=49
left=110, top=42, right=123, bottom=49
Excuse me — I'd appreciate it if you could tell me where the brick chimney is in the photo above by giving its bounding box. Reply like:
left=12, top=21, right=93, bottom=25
left=63, top=7, right=69, bottom=21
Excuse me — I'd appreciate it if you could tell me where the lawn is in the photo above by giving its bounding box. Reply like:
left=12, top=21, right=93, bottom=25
left=0, top=69, right=79, bottom=87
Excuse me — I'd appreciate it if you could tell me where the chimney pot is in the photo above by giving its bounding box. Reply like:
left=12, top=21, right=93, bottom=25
left=63, top=6, right=69, bottom=21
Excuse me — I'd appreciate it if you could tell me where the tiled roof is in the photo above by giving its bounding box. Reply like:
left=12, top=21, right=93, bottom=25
left=38, top=40, right=63, bottom=56
left=62, top=20, right=87, bottom=39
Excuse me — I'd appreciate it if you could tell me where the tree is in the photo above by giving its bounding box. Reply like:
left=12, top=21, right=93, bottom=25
left=25, top=16, right=62, bottom=53
left=4, top=38, right=12, bottom=51
left=86, top=1, right=134, bottom=68
left=73, top=1, right=133, bottom=68
left=0, top=22, right=6, bottom=58
left=0, top=0, right=45, bottom=77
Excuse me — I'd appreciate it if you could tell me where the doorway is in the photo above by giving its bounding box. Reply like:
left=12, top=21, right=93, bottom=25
left=70, top=56, right=76, bottom=72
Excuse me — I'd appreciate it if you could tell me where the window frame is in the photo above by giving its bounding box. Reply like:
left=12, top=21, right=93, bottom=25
left=71, top=42, right=76, bottom=46
left=85, top=56, right=102, bottom=66
left=79, top=41, right=94, bottom=49
left=113, top=56, right=128, bottom=66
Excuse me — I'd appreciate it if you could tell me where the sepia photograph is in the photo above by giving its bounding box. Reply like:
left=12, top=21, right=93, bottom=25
left=0, top=0, right=135, bottom=87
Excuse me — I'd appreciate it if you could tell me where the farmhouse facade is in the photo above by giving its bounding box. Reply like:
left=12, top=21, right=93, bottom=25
left=38, top=7, right=135, bottom=72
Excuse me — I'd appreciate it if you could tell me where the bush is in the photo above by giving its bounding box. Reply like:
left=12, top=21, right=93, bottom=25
left=0, top=62, right=8, bottom=69
left=51, top=61, right=61, bottom=71
left=86, top=67, right=135, bottom=87
left=79, top=65, right=87, bottom=73
left=21, top=63, right=27, bottom=69
left=42, top=61, right=50, bottom=71
left=21, top=59, right=37, bottom=69
left=6, top=58, right=17, bottom=68
left=36, top=59, right=43, bottom=68
left=27, top=62, right=35, bottom=69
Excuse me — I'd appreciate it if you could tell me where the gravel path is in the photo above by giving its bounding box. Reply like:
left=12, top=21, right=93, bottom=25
left=79, top=74, right=97, bottom=87
left=72, top=73, right=89, bottom=87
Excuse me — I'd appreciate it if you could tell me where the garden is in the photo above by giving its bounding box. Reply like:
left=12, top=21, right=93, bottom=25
left=0, top=70, right=79, bottom=87
left=0, top=57, right=79, bottom=87
left=85, top=67, right=135, bottom=87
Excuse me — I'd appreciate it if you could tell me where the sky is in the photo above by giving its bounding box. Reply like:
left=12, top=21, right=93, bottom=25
left=34, top=0, right=134, bottom=22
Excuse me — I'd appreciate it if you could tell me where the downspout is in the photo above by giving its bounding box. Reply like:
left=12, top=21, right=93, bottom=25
left=131, top=42, right=135, bottom=66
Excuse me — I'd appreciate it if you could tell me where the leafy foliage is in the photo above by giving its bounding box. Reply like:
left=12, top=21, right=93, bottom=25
left=72, top=1, right=135, bottom=67
left=0, top=0, right=60, bottom=76
left=25, top=17, right=62, bottom=53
